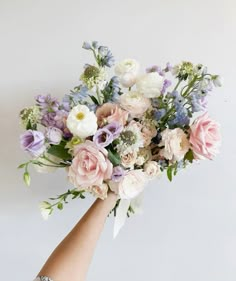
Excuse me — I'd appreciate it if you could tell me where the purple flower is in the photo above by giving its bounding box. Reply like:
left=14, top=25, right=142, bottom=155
left=105, top=121, right=123, bottom=139
left=111, top=166, right=125, bottom=182
left=35, top=94, right=59, bottom=113
left=93, top=128, right=114, bottom=148
left=46, top=127, right=62, bottom=145
left=161, top=79, right=172, bottom=94
left=20, top=130, right=45, bottom=157
left=146, top=65, right=165, bottom=76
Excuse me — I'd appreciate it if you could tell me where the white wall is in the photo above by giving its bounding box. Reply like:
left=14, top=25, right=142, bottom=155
left=1, top=0, right=236, bottom=280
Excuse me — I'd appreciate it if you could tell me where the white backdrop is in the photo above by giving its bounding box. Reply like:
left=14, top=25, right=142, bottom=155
left=1, top=0, right=236, bottom=280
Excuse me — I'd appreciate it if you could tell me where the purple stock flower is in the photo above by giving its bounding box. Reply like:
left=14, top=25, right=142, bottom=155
left=161, top=79, right=172, bottom=94
left=111, top=166, right=125, bottom=182
left=93, top=128, right=114, bottom=148
left=36, top=94, right=59, bottom=113
left=20, top=130, right=45, bottom=157
left=105, top=121, right=123, bottom=139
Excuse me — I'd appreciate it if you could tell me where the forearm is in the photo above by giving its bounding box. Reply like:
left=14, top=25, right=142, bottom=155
left=37, top=192, right=117, bottom=281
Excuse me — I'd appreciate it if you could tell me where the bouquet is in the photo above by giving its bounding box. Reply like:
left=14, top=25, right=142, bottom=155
left=18, top=41, right=222, bottom=236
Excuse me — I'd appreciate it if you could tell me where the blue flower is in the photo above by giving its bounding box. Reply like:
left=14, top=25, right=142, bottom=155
left=154, top=108, right=166, bottom=120
left=82, top=42, right=92, bottom=50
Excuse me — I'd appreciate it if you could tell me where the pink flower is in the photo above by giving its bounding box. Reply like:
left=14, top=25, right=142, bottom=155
left=96, top=103, right=128, bottom=127
left=190, top=113, right=221, bottom=160
left=109, top=170, right=147, bottom=199
left=68, top=140, right=113, bottom=188
left=87, top=183, right=109, bottom=200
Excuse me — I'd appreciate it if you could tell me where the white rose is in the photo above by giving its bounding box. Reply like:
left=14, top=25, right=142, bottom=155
left=136, top=72, right=164, bottom=98
left=115, top=59, right=140, bottom=88
left=159, top=128, right=190, bottom=161
left=121, top=151, right=137, bottom=168
left=109, top=170, right=147, bottom=199
left=119, top=91, right=151, bottom=118
left=66, top=104, right=97, bottom=138
left=144, top=161, right=162, bottom=179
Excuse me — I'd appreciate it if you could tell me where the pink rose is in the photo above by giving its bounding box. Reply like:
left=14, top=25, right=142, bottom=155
left=96, top=103, right=128, bottom=127
left=87, top=183, right=109, bottom=200
left=68, top=140, right=113, bottom=188
left=190, top=113, right=221, bottom=160
left=109, top=170, right=147, bottom=199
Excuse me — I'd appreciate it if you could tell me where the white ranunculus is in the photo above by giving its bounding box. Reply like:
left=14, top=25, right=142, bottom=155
left=119, top=91, right=151, bottom=118
left=66, top=104, right=97, bottom=138
left=115, top=59, right=140, bottom=88
left=136, top=72, right=164, bottom=98
left=159, top=128, right=190, bottom=162
left=109, top=170, right=147, bottom=199
left=144, top=161, right=162, bottom=179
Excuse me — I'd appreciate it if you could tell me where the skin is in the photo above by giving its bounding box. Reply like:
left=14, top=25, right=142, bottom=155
left=37, top=192, right=118, bottom=281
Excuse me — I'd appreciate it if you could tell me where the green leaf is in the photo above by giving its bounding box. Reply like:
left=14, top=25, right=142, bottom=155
left=89, top=95, right=99, bottom=105
left=47, top=142, right=72, bottom=160
left=108, top=149, right=121, bottom=166
left=184, top=149, right=194, bottom=163
left=167, top=166, right=173, bottom=182
left=57, top=202, right=63, bottom=210
left=18, top=163, right=26, bottom=169
left=23, top=171, right=31, bottom=186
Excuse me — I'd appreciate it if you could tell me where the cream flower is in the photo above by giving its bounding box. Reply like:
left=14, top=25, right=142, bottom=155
left=115, top=59, right=140, bottom=88
left=144, top=161, right=162, bottom=179
left=119, top=91, right=151, bottom=118
left=159, top=128, right=190, bottom=161
left=39, top=201, right=51, bottom=220
left=136, top=72, right=164, bottom=98
left=88, top=183, right=109, bottom=200
left=121, top=151, right=137, bottom=169
left=66, top=104, right=97, bottom=138
left=109, top=170, right=147, bottom=199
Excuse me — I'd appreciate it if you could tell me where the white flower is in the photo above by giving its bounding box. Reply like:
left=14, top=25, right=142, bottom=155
left=121, top=151, right=137, bottom=169
left=115, top=59, right=140, bottom=88
left=109, top=170, right=147, bottom=199
left=212, top=75, right=223, bottom=87
left=144, top=161, right=162, bottom=179
left=33, top=154, right=61, bottom=174
left=136, top=72, right=164, bottom=98
left=39, top=201, right=51, bottom=220
left=66, top=104, right=97, bottom=138
left=119, top=91, right=151, bottom=118
left=159, top=128, right=190, bottom=162
left=116, top=121, right=144, bottom=154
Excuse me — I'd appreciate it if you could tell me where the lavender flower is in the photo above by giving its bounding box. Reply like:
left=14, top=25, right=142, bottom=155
left=161, top=79, right=172, bottom=94
left=93, top=128, right=114, bottom=148
left=111, top=166, right=125, bottom=182
left=36, top=94, right=59, bottom=113
left=82, top=41, right=92, bottom=50
left=154, top=109, right=166, bottom=120
left=146, top=65, right=165, bottom=76
left=46, top=127, right=63, bottom=145
left=105, top=121, right=123, bottom=139
left=20, top=130, right=46, bottom=157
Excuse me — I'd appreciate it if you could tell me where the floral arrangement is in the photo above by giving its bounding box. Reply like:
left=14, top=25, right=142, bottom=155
left=19, top=41, right=222, bottom=236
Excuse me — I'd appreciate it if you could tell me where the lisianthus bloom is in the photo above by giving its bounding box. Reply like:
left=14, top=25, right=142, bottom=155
left=189, top=113, right=221, bottom=160
left=159, top=128, right=190, bottom=162
left=20, top=130, right=46, bottom=157
left=68, top=140, right=113, bottom=188
left=119, top=91, right=151, bottom=118
left=93, top=127, right=114, bottom=148
left=114, top=59, right=140, bottom=88
left=96, top=103, right=128, bottom=127
left=109, top=170, right=147, bottom=199
left=66, top=104, right=97, bottom=138
left=111, top=166, right=125, bottom=182
left=136, top=72, right=164, bottom=98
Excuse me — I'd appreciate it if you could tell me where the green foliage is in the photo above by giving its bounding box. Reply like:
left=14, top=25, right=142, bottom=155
left=108, top=149, right=121, bottom=166
left=184, top=149, right=194, bottom=163
left=47, top=141, right=72, bottom=161
left=23, top=171, right=31, bottom=186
